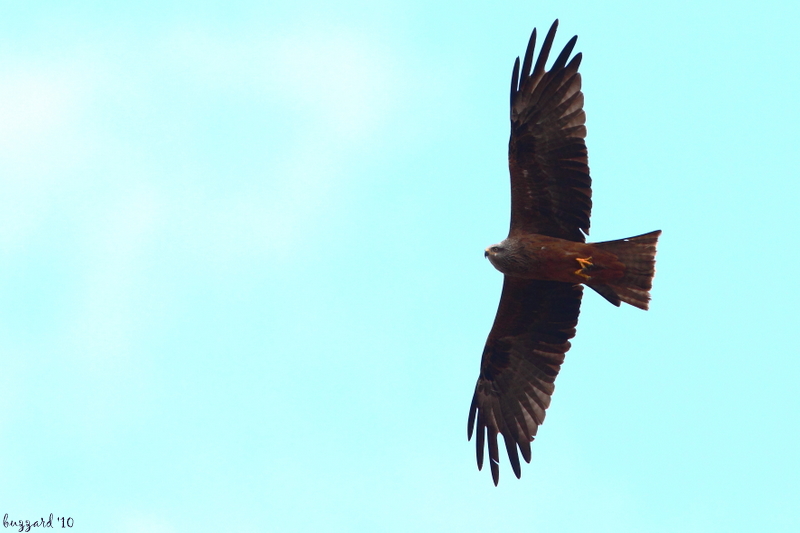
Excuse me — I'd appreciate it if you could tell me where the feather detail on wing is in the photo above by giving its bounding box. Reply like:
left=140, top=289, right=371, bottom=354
left=468, top=278, right=582, bottom=484
left=508, top=19, right=591, bottom=242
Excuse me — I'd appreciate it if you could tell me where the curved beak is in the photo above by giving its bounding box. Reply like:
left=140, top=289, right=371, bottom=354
left=484, top=249, right=490, bottom=258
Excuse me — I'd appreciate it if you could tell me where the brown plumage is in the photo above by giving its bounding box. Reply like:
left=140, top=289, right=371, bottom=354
left=468, top=20, right=661, bottom=485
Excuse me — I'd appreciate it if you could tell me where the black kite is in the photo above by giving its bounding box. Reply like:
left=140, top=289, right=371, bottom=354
left=468, top=20, right=661, bottom=485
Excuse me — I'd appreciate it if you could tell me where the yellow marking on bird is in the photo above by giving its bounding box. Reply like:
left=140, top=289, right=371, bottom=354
left=574, top=257, right=593, bottom=280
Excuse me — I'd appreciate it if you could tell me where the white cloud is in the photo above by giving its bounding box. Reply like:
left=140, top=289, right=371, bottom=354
left=0, top=64, right=84, bottom=151
left=163, top=24, right=397, bottom=140
left=0, top=23, right=404, bottom=276
left=267, top=29, right=394, bottom=139
left=157, top=24, right=402, bottom=262
left=0, top=60, right=97, bottom=251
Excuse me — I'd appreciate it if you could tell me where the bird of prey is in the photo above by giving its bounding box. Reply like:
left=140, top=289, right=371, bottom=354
left=468, top=20, right=661, bottom=485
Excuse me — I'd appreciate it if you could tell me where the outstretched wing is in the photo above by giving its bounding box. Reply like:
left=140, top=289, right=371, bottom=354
left=468, top=278, right=582, bottom=485
left=508, top=20, right=591, bottom=242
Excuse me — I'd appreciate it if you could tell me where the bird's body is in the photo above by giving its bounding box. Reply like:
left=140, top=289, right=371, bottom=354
left=468, top=20, right=661, bottom=485
left=486, top=233, right=624, bottom=285
left=485, top=230, right=661, bottom=308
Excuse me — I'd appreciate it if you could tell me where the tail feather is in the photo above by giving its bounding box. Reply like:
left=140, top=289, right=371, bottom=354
left=588, top=230, right=661, bottom=310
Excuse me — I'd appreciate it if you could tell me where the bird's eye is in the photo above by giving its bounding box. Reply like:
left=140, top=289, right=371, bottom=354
left=491, top=246, right=501, bottom=253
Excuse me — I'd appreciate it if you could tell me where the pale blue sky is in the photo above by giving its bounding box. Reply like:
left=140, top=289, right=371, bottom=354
left=1, top=1, right=799, bottom=532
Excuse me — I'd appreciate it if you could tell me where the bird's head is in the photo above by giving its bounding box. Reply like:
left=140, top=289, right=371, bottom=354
left=484, top=239, right=522, bottom=273
left=484, top=243, right=504, bottom=259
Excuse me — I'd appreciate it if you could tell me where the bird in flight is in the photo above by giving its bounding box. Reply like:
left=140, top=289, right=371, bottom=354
left=468, top=20, right=661, bottom=485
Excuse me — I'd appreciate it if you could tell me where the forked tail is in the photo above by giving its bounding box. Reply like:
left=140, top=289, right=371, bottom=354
left=588, top=230, right=662, bottom=310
